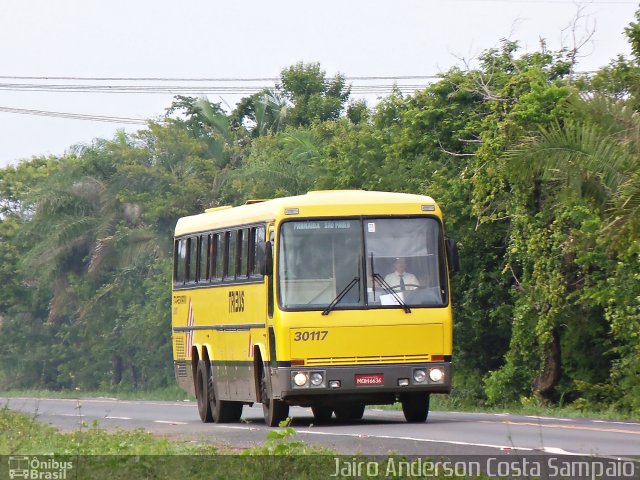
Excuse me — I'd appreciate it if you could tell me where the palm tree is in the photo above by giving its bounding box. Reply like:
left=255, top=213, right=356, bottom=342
left=252, top=89, right=289, bottom=136
left=22, top=155, right=163, bottom=386
left=507, top=94, right=640, bottom=231
left=502, top=93, right=640, bottom=400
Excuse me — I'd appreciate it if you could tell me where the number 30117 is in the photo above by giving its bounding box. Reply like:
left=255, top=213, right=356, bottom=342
left=293, top=330, right=328, bottom=341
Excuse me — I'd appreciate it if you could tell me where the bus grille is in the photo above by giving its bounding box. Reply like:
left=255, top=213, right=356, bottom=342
left=305, top=354, right=432, bottom=366
left=174, top=336, right=186, bottom=360
left=176, top=362, right=188, bottom=378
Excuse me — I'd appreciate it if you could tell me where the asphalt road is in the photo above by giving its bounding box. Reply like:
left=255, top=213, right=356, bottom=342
left=2, top=396, right=639, bottom=458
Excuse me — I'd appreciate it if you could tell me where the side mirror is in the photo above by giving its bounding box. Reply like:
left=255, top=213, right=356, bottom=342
left=258, top=241, right=273, bottom=276
left=445, top=238, right=460, bottom=273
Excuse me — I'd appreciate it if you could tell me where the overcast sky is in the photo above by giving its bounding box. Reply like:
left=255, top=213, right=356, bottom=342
left=0, top=0, right=637, bottom=167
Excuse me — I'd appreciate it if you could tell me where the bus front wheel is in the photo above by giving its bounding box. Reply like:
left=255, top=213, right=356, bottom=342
left=260, top=366, right=289, bottom=427
left=401, top=393, right=430, bottom=423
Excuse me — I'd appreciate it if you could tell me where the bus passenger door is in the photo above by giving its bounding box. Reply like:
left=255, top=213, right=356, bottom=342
left=266, top=227, right=276, bottom=362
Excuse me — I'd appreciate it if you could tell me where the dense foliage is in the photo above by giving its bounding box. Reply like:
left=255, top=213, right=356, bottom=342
left=1, top=18, right=639, bottom=415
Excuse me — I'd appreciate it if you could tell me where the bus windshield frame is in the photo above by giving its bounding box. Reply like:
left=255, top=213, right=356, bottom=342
left=277, top=216, right=449, bottom=312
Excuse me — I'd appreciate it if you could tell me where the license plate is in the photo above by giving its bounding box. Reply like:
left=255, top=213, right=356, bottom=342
left=355, top=373, right=384, bottom=386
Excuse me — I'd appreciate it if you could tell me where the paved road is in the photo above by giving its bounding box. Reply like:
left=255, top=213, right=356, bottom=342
left=3, top=396, right=639, bottom=458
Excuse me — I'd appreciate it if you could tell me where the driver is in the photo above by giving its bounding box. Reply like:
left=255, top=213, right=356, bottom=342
left=384, top=257, right=419, bottom=291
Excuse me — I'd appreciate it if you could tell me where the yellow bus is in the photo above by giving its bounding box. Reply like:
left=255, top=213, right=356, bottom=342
left=172, top=190, right=458, bottom=426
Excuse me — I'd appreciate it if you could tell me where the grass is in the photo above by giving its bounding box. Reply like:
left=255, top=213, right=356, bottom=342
left=0, top=385, right=194, bottom=402
left=0, top=406, right=215, bottom=455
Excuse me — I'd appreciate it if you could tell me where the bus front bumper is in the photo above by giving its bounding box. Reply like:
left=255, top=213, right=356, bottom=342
left=271, top=362, right=451, bottom=402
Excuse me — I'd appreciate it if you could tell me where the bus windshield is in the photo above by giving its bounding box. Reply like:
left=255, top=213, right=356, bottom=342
left=278, top=217, right=447, bottom=310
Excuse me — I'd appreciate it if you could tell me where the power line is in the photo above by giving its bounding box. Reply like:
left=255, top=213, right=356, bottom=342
left=0, top=76, right=436, bottom=124
left=0, top=84, right=429, bottom=95
left=0, top=75, right=440, bottom=82
left=0, top=81, right=434, bottom=97
left=0, top=69, right=602, bottom=124
left=0, top=70, right=597, bottom=96
left=0, top=106, right=150, bottom=125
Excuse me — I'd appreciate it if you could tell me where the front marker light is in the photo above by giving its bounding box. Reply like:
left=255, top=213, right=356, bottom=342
left=429, top=368, right=444, bottom=382
left=413, top=369, right=427, bottom=384
left=293, top=372, right=309, bottom=387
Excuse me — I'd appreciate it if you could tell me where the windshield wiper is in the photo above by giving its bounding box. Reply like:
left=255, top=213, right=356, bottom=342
left=370, top=252, right=411, bottom=313
left=322, top=277, right=360, bottom=316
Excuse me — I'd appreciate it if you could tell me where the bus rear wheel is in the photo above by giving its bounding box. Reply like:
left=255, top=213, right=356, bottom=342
left=401, top=393, right=430, bottom=423
left=195, top=360, right=213, bottom=423
left=207, top=369, right=243, bottom=423
left=334, top=404, right=365, bottom=421
left=260, top=366, right=289, bottom=427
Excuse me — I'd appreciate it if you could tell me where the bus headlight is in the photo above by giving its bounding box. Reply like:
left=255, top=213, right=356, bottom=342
left=310, top=372, right=324, bottom=386
left=413, top=369, right=427, bottom=384
left=293, top=372, right=308, bottom=387
left=292, top=370, right=326, bottom=388
left=429, top=368, right=444, bottom=383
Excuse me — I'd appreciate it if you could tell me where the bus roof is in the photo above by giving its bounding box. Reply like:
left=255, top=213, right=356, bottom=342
left=174, top=190, right=440, bottom=236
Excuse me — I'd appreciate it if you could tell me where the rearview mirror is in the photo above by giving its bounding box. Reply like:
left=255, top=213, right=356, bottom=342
left=258, top=241, right=273, bottom=276
left=445, top=238, right=460, bottom=273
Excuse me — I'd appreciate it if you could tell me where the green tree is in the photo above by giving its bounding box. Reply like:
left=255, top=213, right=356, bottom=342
left=487, top=94, right=640, bottom=408
left=279, top=62, right=351, bottom=127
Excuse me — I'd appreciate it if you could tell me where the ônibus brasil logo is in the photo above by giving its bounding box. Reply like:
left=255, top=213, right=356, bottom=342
left=8, top=456, right=73, bottom=479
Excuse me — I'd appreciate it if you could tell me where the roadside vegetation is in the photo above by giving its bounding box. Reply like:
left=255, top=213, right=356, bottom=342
left=0, top=407, right=217, bottom=455
left=1, top=10, right=640, bottom=420
left=0, top=386, right=193, bottom=401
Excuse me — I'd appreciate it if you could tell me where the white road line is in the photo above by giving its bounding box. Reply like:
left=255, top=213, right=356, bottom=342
left=153, top=420, right=188, bottom=425
left=216, top=425, right=535, bottom=452
left=4, top=397, right=196, bottom=407
left=301, top=430, right=536, bottom=452
left=105, top=416, right=132, bottom=420
left=526, top=416, right=572, bottom=422
left=542, top=447, right=585, bottom=456
left=592, top=420, right=640, bottom=426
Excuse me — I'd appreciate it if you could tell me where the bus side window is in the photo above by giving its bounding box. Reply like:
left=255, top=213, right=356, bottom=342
left=214, top=232, right=225, bottom=282
left=250, top=226, right=266, bottom=277
left=238, top=228, right=249, bottom=279
left=209, top=233, right=217, bottom=281
left=187, top=236, right=198, bottom=283
left=198, top=234, right=209, bottom=283
left=174, top=239, right=187, bottom=286
left=226, top=231, right=236, bottom=280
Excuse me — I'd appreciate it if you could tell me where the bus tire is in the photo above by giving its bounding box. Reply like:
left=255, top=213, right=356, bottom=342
left=401, top=393, right=430, bottom=423
left=311, top=405, right=333, bottom=423
left=195, top=360, right=213, bottom=423
left=207, top=368, right=243, bottom=423
left=260, top=366, right=289, bottom=427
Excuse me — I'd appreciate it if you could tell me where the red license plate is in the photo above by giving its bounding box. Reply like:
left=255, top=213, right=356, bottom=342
left=355, top=373, right=384, bottom=386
